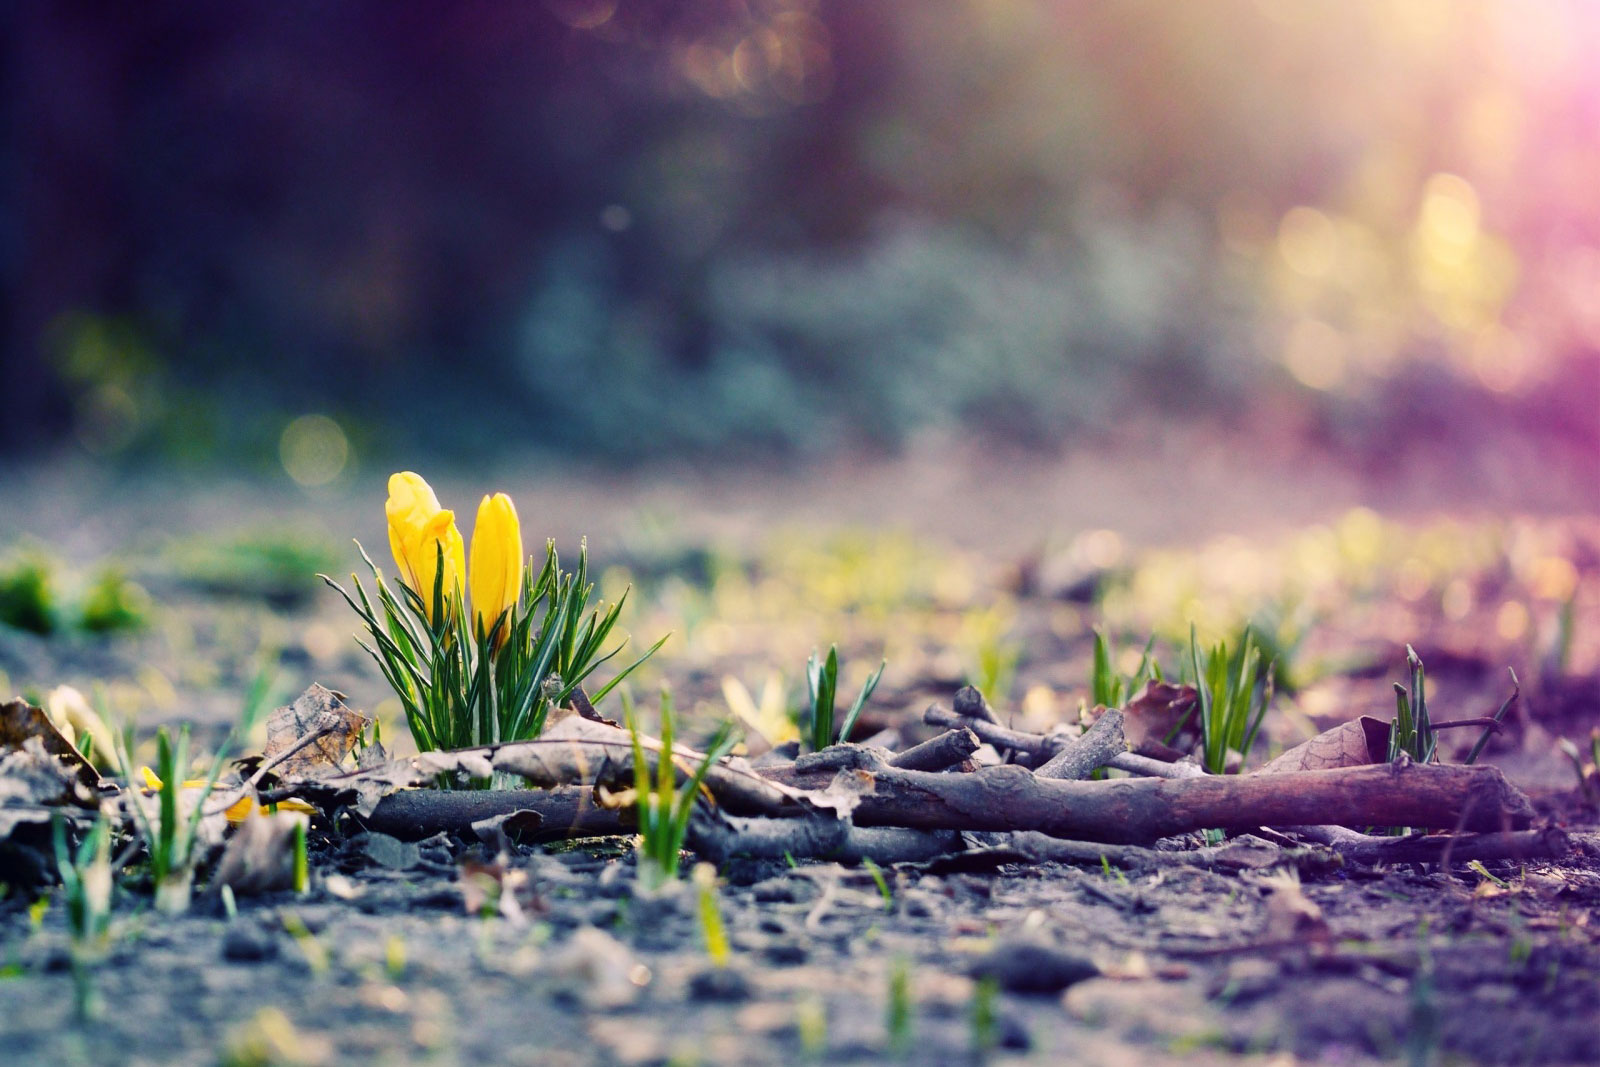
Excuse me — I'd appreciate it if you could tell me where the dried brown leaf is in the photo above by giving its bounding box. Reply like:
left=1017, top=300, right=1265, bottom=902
left=0, top=737, right=99, bottom=809
left=264, top=684, right=371, bottom=779
left=1118, top=681, right=1200, bottom=753
left=1256, top=716, right=1390, bottom=774
left=213, top=811, right=306, bottom=895
left=0, top=698, right=100, bottom=791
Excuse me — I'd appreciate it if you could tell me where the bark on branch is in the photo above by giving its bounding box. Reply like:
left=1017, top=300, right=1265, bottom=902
left=764, top=760, right=1533, bottom=844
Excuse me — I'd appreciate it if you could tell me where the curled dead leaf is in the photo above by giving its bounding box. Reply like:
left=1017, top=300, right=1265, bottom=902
left=264, top=684, right=371, bottom=779
left=1256, top=717, right=1390, bottom=774
left=0, top=698, right=100, bottom=792
left=1116, top=680, right=1200, bottom=756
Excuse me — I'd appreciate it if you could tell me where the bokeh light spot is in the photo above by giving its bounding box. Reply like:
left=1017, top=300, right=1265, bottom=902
left=1530, top=555, right=1578, bottom=601
left=280, top=414, right=350, bottom=487
left=1496, top=601, right=1530, bottom=642
left=1283, top=318, right=1346, bottom=390
left=1441, top=579, right=1473, bottom=621
left=1417, top=173, right=1481, bottom=266
left=1469, top=324, right=1527, bottom=393
left=1277, top=207, right=1339, bottom=278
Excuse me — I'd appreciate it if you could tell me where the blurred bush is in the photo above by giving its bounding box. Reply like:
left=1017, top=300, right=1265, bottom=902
left=4, top=1, right=1597, bottom=462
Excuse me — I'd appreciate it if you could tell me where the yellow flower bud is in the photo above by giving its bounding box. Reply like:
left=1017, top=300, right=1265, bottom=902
left=386, top=471, right=465, bottom=621
left=470, top=493, right=524, bottom=644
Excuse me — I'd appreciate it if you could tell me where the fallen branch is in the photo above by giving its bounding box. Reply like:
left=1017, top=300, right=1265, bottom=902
left=1105, top=751, right=1206, bottom=779
left=952, top=685, right=1002, bottom=725
left=1035, top=708, right=1126, bottom=780
left=765, top=761, right=1534, bottom=844
left=687, top=810, right=960, bottom=865
left=888, top=727, right=980, bottom=771
left=967, top=832, right=1336, bottom=874
left=270, top=717, right=807, bottom=819
left=924, top=705, right=1056, bottom=757
left=1301, top=827, right=1569, bottom=867
left=354, top=786, right=629, bottom=842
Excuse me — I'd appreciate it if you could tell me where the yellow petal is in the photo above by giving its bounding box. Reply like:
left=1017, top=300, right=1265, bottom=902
left=140, top=766, right=163, bottom=791
left=470, top=493, right=523, bottom=641
left=411, top=510, right=465, bottom=622
left=385, top=471, right=445, bottom=595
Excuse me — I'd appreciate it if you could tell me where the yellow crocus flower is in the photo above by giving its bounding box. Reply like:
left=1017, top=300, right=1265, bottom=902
left=385, top=471, right=465, bottom=620
left=469, top=492, right=524, bottom=644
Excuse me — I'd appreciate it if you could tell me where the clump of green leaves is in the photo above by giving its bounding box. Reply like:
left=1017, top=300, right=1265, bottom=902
left=53, top=814, right=113, bottom=1021
left=79, top=566, right=151, bottom=634
left=125, top=725, right=224, bottom=914
left=804, top=645, right=886, bottom=752
left=0, top=555, right=60, bottom=634
left=627, top=688, right=737, bottom=891
left=962, top=606, right=1020, bottom=706
left=327, top=540, right=665, bottom=753
left=1089, top=629, right=1161, bottom=708
left=1247, top=600, right=1315, bottom=693
left=0, top=553, right=149, bottom=637
left=1388, top=645, right=1436, bottom=764
left=173, top=530, right=340, bottom=608
left=116, top=672, right=272, bottom=913
left=1188, top=624, right=1271, bottom=774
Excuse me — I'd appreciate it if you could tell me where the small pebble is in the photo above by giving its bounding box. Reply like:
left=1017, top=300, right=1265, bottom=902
left=970, top=939, right=1098, bottom=994
left=221, top=925, right=278, bottom=962
left=763, top=940, right=808, bottom=965
left=688, top=966, right=752, bottom=1002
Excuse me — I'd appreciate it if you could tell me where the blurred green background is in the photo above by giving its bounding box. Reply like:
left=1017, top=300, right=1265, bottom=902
left=4, top=0, right=1598, bottom=475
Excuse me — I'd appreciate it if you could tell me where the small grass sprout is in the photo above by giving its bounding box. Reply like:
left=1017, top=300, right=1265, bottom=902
left=126, top=724, right=223, bottom=913
left=53, top=814, right=113, bottom=1021
left=1089, top=628, right=1160, bottom=709
left=963, top=605, right=1020, bottom=706
left=721, top=671, right=798, bottom=749
left=118, top=670, right=273, bottom=913
left=1557, top=727, right=1600, bottom=806
left=971, top=974, right=999, bottom=1057
left=1388, top=645, right=1436, bottom=764
left=804, top=644, right=886, bottom=752
left=1467, top=859, right=1510, bottom=890
left=1188, top=623, right=1271, bottom=774
left=797, top=994, right=828, bottom=1059
left=1464, top=668, right=1519, bottom=766
left=692, top=863, right=730, bottom=968
left=291, top=819, right=309, bottom=895
left=886, top=956, right=913, bottom=1057
left=325, top=472, right=665, bottom=753
left=862, top=857, right=893, bottom=912
left=280, top=910, right=330, bottom=975
left=626, top=687, right=737, bottom=891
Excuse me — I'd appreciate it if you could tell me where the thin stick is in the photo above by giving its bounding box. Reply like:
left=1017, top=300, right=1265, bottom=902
left=887, top=728, right=980, bottom=771
left=1035, top=709, right=1127, bottom=780
left=202, top=723, right=338, bottom=817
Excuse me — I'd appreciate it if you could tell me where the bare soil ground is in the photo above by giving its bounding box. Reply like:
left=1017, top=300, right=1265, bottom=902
left=1, top=427, right=1597, bottom=1066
